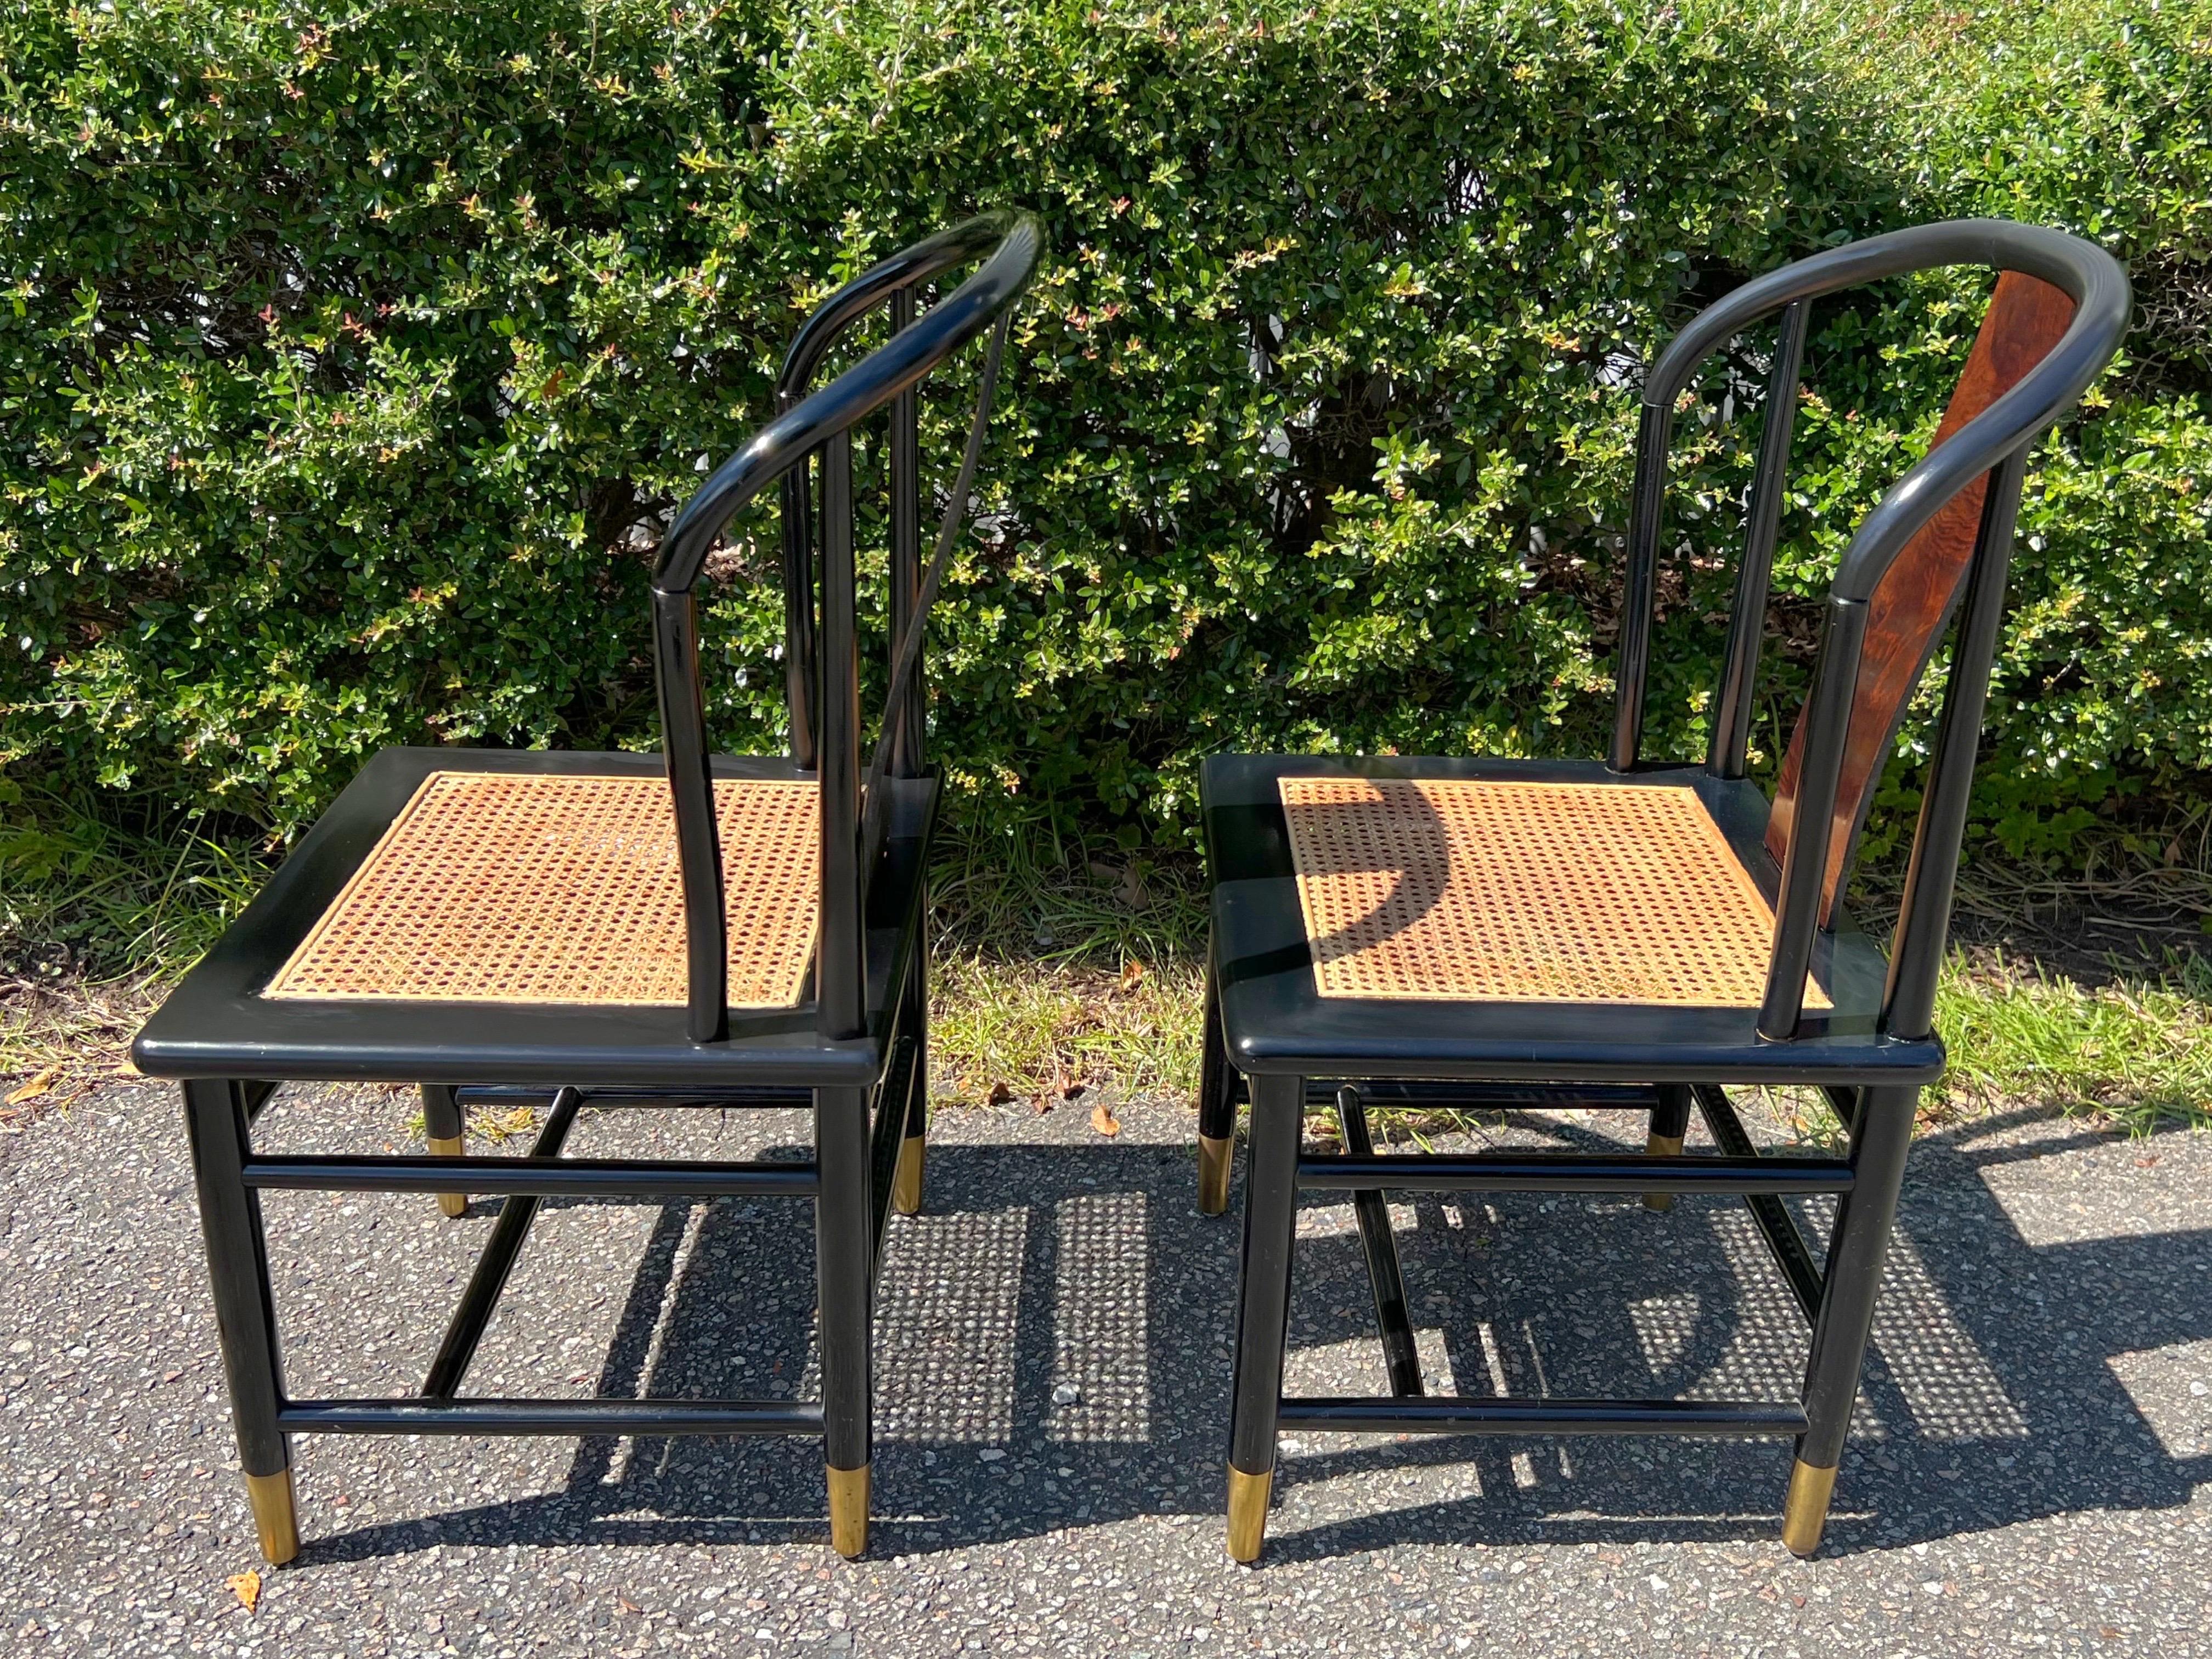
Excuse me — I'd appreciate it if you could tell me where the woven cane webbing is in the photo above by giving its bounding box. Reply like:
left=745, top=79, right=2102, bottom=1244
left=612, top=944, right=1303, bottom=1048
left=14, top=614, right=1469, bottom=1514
left=1279, top=777, right=1830, bottom=1008
left=264, top=771, right=820, bottom=1008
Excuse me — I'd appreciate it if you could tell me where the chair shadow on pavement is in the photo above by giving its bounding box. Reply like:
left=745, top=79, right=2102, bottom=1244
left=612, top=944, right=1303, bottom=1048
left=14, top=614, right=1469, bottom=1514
left=301, top=1107, right=2212, bottom=1566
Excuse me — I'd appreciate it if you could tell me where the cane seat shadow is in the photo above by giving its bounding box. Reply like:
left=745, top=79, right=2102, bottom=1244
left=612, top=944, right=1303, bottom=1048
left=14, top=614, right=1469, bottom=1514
left=1281, top=775, right=1830, bottom=1010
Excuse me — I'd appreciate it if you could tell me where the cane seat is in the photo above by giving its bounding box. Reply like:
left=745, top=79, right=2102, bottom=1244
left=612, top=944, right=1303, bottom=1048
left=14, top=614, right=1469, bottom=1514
left=262, top=770, right=822, bottom=1009
left=1280, top=776, right=1830, bottom=1009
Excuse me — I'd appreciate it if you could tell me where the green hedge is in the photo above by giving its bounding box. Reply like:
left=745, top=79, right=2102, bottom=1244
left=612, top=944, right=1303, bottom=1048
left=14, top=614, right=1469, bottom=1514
left=3, top=0, right=2207, bottom=859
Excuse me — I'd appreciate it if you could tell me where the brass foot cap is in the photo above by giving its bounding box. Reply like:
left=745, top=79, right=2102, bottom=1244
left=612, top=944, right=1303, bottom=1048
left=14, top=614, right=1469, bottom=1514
left=1197, top=1133, right=1234, bottom=1216
left=827, top=1463, right=870, bottom=1559
left=428, top=1136, right=467, bottom=1218
left=1643, top=1132, right=1684, bottom=1211
left=1226, top=1464, right=1273, bottom=1564
left=245, top=1468, right=300, bottom=1566
left=1781, top=1458, right=1838, bottom=1557
left=890, top=1133, right=926, bottom=1216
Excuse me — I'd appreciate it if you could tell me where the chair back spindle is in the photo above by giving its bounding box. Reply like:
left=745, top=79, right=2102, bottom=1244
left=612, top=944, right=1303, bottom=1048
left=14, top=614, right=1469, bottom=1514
left=1708, top=298, right=1810, bottom=781
left=653, top=212, right=1040, bottom=1042
left=817, top=430, right=865, bottom=1039
left=888, top=287, right=925, bottom=779
left=1606, top=221, right=2126, bottom=1041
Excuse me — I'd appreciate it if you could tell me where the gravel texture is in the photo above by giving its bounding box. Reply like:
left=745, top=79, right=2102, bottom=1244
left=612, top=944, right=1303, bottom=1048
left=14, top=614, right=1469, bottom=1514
left=1, top=1079, right=2206, bottom=1656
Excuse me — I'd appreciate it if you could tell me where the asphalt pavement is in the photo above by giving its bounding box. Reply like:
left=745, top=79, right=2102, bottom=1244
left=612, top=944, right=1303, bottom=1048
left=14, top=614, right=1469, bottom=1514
left=1, top=1079, right=2205, bottom=1656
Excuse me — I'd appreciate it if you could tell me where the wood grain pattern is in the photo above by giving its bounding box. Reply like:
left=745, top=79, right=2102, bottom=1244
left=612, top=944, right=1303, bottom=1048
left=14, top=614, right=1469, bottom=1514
left=1767, top=272, right=2076, bottom=922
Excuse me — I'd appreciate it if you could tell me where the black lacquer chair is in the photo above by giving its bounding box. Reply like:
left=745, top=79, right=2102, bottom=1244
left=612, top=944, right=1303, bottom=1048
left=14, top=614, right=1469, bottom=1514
left=1193, top=221, right=2127, bottom=1562
left=133, top=212, right=1040, bottom=1564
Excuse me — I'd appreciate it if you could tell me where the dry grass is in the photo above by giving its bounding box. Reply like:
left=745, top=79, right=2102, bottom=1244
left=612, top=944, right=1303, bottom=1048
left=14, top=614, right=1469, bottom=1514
left=928, top=956, right=1204, bottom=1109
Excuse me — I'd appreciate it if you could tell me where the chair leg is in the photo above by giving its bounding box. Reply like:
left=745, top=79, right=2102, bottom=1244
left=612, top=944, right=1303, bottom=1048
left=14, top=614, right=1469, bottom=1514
left=816, top=1085, right=873, bottom=1558
left=180, top=1078, right=301, bottom=1566
left=1197, top=959, right=1237, bottom=1215
left=421, top=1084, right=467, bottom=1219
left=1643, top=1082, right=1694, bottom=1212
left=1335, top=1088, right=1421, bottom=1397
left=890, top=953, right=928, bottom=1217
left=1785, top=1080, right=1918, bottom=1556
left=1225, top=1071, right=1303, bottom=1564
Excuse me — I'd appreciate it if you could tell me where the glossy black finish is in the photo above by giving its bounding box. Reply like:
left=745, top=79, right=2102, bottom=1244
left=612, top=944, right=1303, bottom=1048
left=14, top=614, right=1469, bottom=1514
left=1710, top=298, right=1810, bottom=781
left=818, top=430, right=866, bottom=1040
left=1650, top=1082, right=1694, bottom=1146
left=771, top=216, right=1012, bottom=771
left=242, top=1154, right=821, bottom=1200
left=1618, top=221, right=2124, bottom=628
left=868, top=953, right=928, bottom=1249
left=658, top=213, right=1039, bottom=595
left=135, top=213, right=1038, bottom=1550
left=1335, top=1090, right=1421, bottom=1397
left=1205, top=753, right=1929, bottom=1085
left=422, top=1088, right=584, bottom=1398
left=1315, top=1080, right=1658, bottom=1110
left=1276, top=1398, right=1809, bottom=1437
left=420, top=1083, right=464, bottom=1146
left=1208, top=223, right=2129, bottom=1555
left=133, top=748, right=938, bottom=1088
left=1605, top=223, right=2127, bottom=1038
left=896, top=925, right=930, bottom=1153
left=867, top=1023, right=917, bottom=1259
left=865, top=314, right=1011, bottom=812
left=1758, top=595, right=1869, bottom=1038
left=1297, top=1152, right=1854, bottom=1195
left=1695, top=1083, right=1827, bottom=1323
left=280, top=1399, right=825, bottom=1436
left=888, top=287, right=923, bottom=777
left=1197, top=964, right=1238, bottom=1147
left=653, top=214, right=1039, bottom=1040
left=1798, top=1084, right=1920, bottom=1470
left=452, top=1084, right=815, bottom=1110
left=1228, top=1073, right=1303, bottom=1476
left=816, top=1086, right=873, bottom=1475
left=181, top=1080, right=290, bottom=1484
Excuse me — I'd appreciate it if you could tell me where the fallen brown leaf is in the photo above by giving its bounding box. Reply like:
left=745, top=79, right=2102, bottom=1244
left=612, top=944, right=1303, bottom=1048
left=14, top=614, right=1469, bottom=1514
left=1119, top=960, right=1146, bottom=990
left=985, top=1081, right=1012, bottom=1107
left=225, top=1570, right=261, bottom=1613
left=5, top=1069, right=57, bottom=1108
left=1089, top=1099, right=1121, bottom=1137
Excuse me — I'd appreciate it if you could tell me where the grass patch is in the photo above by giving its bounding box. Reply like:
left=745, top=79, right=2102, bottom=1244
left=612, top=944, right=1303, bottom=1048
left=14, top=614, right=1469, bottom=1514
left=1, top=781, right=263, bottom=1119
left=929, top=956, right=1204, bottom=1109
left=3, top=784, right=2207, bottom=1139
left=1936, top=950, right=2212, bottom=1132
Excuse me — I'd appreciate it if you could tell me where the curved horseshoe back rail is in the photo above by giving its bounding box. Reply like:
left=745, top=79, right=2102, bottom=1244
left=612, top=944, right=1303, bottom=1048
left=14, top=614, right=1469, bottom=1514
left=651, top=212, right=1042, bottom=1042
left=771, top=216, right=1024, bottom=770
left=1604, top=219, right=2128, bottom=1041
